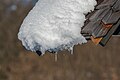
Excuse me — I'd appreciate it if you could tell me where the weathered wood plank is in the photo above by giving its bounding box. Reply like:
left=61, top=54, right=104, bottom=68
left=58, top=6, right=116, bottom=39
left=102, top=11, right=120, bottom=24
left=99, top=19, right=120, bottom=46
left=89, top=7, right=110, bottom=21
left=96, top=0, right=118, bottom=9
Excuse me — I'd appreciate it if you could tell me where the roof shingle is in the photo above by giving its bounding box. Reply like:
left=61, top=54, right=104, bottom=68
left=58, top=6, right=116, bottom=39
left=82, top=0, right=120, bottom=46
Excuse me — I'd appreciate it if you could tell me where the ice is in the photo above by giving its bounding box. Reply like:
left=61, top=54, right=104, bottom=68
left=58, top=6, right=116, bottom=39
left=70, top=46, right=74, bottom=55
left=55, top=52, right=58, bottom=62
left=18, top=0, right=97, bottom=55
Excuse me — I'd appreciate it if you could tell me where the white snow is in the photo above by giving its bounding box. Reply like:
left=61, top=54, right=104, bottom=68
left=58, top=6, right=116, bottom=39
left=18, top=0, right=97, bottom=55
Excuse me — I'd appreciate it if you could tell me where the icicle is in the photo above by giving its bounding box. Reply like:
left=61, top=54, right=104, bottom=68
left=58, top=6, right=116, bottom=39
left=70, top=46, right=74, bottom=54
left=55, top=52, right=58, bottom=62
left=67, top=45, right=74, bottom=54
left=40, top=48, right=45, bottom=55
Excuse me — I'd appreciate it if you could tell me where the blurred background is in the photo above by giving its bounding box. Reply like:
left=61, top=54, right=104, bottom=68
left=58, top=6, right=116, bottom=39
left=0, top=0, right=120, bottom=80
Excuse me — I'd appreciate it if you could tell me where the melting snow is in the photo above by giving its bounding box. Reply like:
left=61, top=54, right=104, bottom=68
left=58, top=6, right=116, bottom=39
left=18, top=0, right=97, bottom=55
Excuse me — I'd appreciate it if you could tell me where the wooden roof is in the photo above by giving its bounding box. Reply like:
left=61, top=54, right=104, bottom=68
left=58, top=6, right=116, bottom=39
left=82, top=0, right=120, bottom=46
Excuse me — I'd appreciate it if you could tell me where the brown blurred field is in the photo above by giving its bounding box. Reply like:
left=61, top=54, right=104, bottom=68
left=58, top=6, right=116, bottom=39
left=0, top=1, right=120, bottom=80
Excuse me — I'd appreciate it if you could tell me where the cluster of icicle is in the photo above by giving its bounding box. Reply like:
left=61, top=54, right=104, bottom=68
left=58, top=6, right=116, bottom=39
left=18, top=0, right=97, bottom=55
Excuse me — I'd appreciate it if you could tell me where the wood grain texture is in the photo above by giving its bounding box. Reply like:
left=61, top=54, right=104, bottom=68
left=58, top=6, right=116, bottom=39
left=82, top=0, right=120, bottom=46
